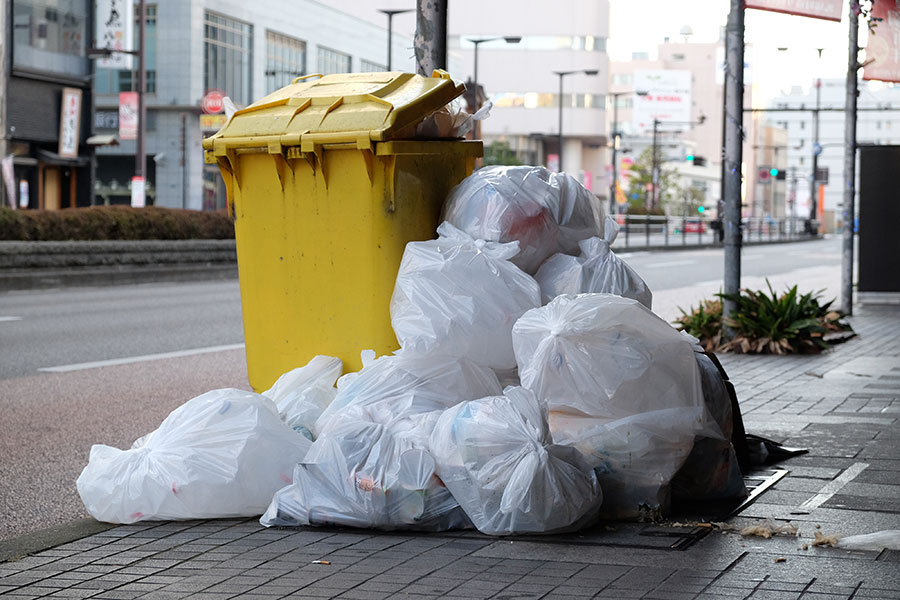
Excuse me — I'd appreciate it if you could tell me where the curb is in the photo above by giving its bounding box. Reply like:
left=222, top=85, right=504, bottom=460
left=0, top=519, right=116, bottom=563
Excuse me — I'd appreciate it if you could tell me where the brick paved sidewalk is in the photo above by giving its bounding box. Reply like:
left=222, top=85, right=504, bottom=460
left=2, top=305, right=898, bottom=600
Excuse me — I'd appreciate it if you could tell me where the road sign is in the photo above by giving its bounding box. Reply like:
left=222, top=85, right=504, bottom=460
left=201, top=89, right=226, bottom=115
left=758, top=167, right=771, bottom=184
left=813, top=142, right=823, bottom=156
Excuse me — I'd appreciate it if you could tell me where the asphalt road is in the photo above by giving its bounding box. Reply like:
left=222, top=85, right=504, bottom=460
left=0, top=236, right=844, bottom=541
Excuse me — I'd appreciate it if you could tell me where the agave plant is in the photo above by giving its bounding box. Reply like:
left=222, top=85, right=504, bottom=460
left=675, top=281, right=854, bottom=355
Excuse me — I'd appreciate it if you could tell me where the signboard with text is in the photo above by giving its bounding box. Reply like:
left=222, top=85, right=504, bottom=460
left=632, top=70, right=692, bottom=133
left=864, top=1, right=900, bottom=83
left=744, top=0, right=843, bottom=22
left=96, top=0, right=134, bottom=69
left=119, top=92, right=139, bottom=141
left=58, top=88, right=83, bottom=158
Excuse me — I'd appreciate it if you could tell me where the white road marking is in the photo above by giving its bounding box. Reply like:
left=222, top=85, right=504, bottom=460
left=645, top=259, right=696, bottom=268
left=792, top=462, right=869, bottom=514
left=0, top=316, right=23, bottom=322
left=695, top=279, right=723, bottom=287
left=38, top=343, right=246, bottom=373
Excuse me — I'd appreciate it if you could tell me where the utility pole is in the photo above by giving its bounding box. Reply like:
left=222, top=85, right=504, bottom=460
left=722, top=0, right=744, bottom=337
left=414, top=0, right=447, bottom=75
left=609, top=94, right=620, bottom=215
left=651, top=118, right=659, bottom=210
left=841, top=4, right=859, bottom=315
left=134, top=0, right=146, bottom=207
left=809, top=51, right=823, bottom=233
left=0, top=0, right=9, bottom=208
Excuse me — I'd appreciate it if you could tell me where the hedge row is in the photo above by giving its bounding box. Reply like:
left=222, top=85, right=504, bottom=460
left=0, top=206, right=235, bottom=241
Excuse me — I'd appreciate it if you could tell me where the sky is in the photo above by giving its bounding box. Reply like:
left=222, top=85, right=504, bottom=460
left=607, top=0, right=872, bottom=106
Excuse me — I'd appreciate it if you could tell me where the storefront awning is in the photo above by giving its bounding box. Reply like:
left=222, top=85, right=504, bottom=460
left=36, top=149, right=90, bottom=167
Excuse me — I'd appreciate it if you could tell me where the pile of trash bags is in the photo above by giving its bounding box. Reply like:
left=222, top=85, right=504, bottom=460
left=77, top=165, right=747, bottom=534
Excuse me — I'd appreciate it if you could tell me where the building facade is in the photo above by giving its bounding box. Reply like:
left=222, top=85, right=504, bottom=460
left=448, top=0, right=610, bottom=195
left=92, top=0, right=414, bottom=210
left=1, top=0, right=95, bottom=210
left=767, top=79, right=900, bottom=230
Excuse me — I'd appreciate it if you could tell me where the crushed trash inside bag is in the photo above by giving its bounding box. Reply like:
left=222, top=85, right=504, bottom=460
left=671, top=350, right=747, bottom=502
left=314, top=351, right=502, bottom=437
left=442, top=166, right=606, bottom=274
left=512, top=294, right=721, bottom=519
left=76, top=389, right=311, bottom=524
left=534, top=220, right=652, bottom=309
left=429, top=386, right=603, bottom=535
left=390, top=222, right=541, bottom=370
left=416, top=97, right=492, bottom=139
left=261, top=415, right=471, bottom=531
left=262, top=355, right=342, bottom=440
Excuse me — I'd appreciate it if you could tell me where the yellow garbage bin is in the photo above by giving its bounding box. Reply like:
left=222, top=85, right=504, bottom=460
left=203, top=71, right=482, bottom=391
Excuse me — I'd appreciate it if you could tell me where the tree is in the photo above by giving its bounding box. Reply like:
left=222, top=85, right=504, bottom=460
left=483, top=141, right=522, bottom=166
left=624, top=147, right=678, bottom=214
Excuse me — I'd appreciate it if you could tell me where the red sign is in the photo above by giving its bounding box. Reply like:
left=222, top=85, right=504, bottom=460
left=864, top=1, right=900, bottom=83
left=201, top=89, right=226, bottom=114
left=119, top=91, right=138, bottom=141
left=744, top=0, right=843, bottom=22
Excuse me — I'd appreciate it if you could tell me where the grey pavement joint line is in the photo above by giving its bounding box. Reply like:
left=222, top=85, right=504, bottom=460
left=792, top=462, right=870, bottom=514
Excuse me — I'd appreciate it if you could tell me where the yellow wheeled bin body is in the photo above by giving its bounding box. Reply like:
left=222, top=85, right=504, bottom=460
left=203, top=71, right=482, bottom=391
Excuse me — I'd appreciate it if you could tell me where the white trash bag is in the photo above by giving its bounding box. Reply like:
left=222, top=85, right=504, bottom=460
left=314, top=351, right=502, bottom=437
left=262, top=416, right=470, bottom=531
left=77, top=389, right=311, bottom=524
left=534, top=219, right=652, bottom=308
left=513, top=294, right=721, bottom=518
left=390, top=222, right=541, bottom=370
left=442, top=166, right=605, bottom=274
left=429, top=386, right=603, bottom=535
left=263, top=355, right=342, bottom=440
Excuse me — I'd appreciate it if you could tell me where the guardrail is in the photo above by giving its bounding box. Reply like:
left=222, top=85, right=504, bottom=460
left=616, top=215, right=816, bottom=249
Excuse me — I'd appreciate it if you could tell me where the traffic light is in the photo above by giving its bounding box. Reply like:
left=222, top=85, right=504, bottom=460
left=693, top=156, right=707, bottom=167
left=769, top=167, right=779, bottom=177
left=686, top=154, right=695, bottom=161
left=697, top=205, right=706, bottom=213
left=776, top=170, right=787, bottom=181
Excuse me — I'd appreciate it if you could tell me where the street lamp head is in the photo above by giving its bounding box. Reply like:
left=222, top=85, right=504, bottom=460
left=504, top=36, right=522, bottom=44
left=698, top=114, right=706, bottom=124
left=377, top=8, right=414, bottom=16
left=584, top=69, right=599, bottom=76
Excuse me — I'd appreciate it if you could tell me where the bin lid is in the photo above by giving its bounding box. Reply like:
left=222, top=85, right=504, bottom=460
left=202, top=70, right=466, bottom=153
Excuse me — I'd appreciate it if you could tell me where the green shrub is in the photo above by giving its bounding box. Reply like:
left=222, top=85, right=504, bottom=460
left=675, top=281, right=854, bottom=354
left=0, top=206, right=234, bottom=241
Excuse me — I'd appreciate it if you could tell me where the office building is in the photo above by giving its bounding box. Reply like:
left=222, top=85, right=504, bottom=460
left=92, top=0, right=414, bottom=210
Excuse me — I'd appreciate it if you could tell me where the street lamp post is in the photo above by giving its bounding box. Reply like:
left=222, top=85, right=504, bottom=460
left=378, top=9, right=414, bottom=70
left=553, top=69, right=598, bottom=173
left=468, top=37, right=521, bottom=111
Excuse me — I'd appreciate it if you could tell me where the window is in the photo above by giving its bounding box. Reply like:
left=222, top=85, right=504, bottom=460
left=95, top=4, right=157, bottom=95
left=317, top=46, right=350, bottom=74
left=12, top=0, right=89, bottom=75
left=266, top=30, right=306, bottom=94
left=204, top=11, right=253, bottom=106
left=359, top=59, right=386, bottom=72
left=451, top=35, right=607, bottom=53
left=492, top=92, right=605, bottom=109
